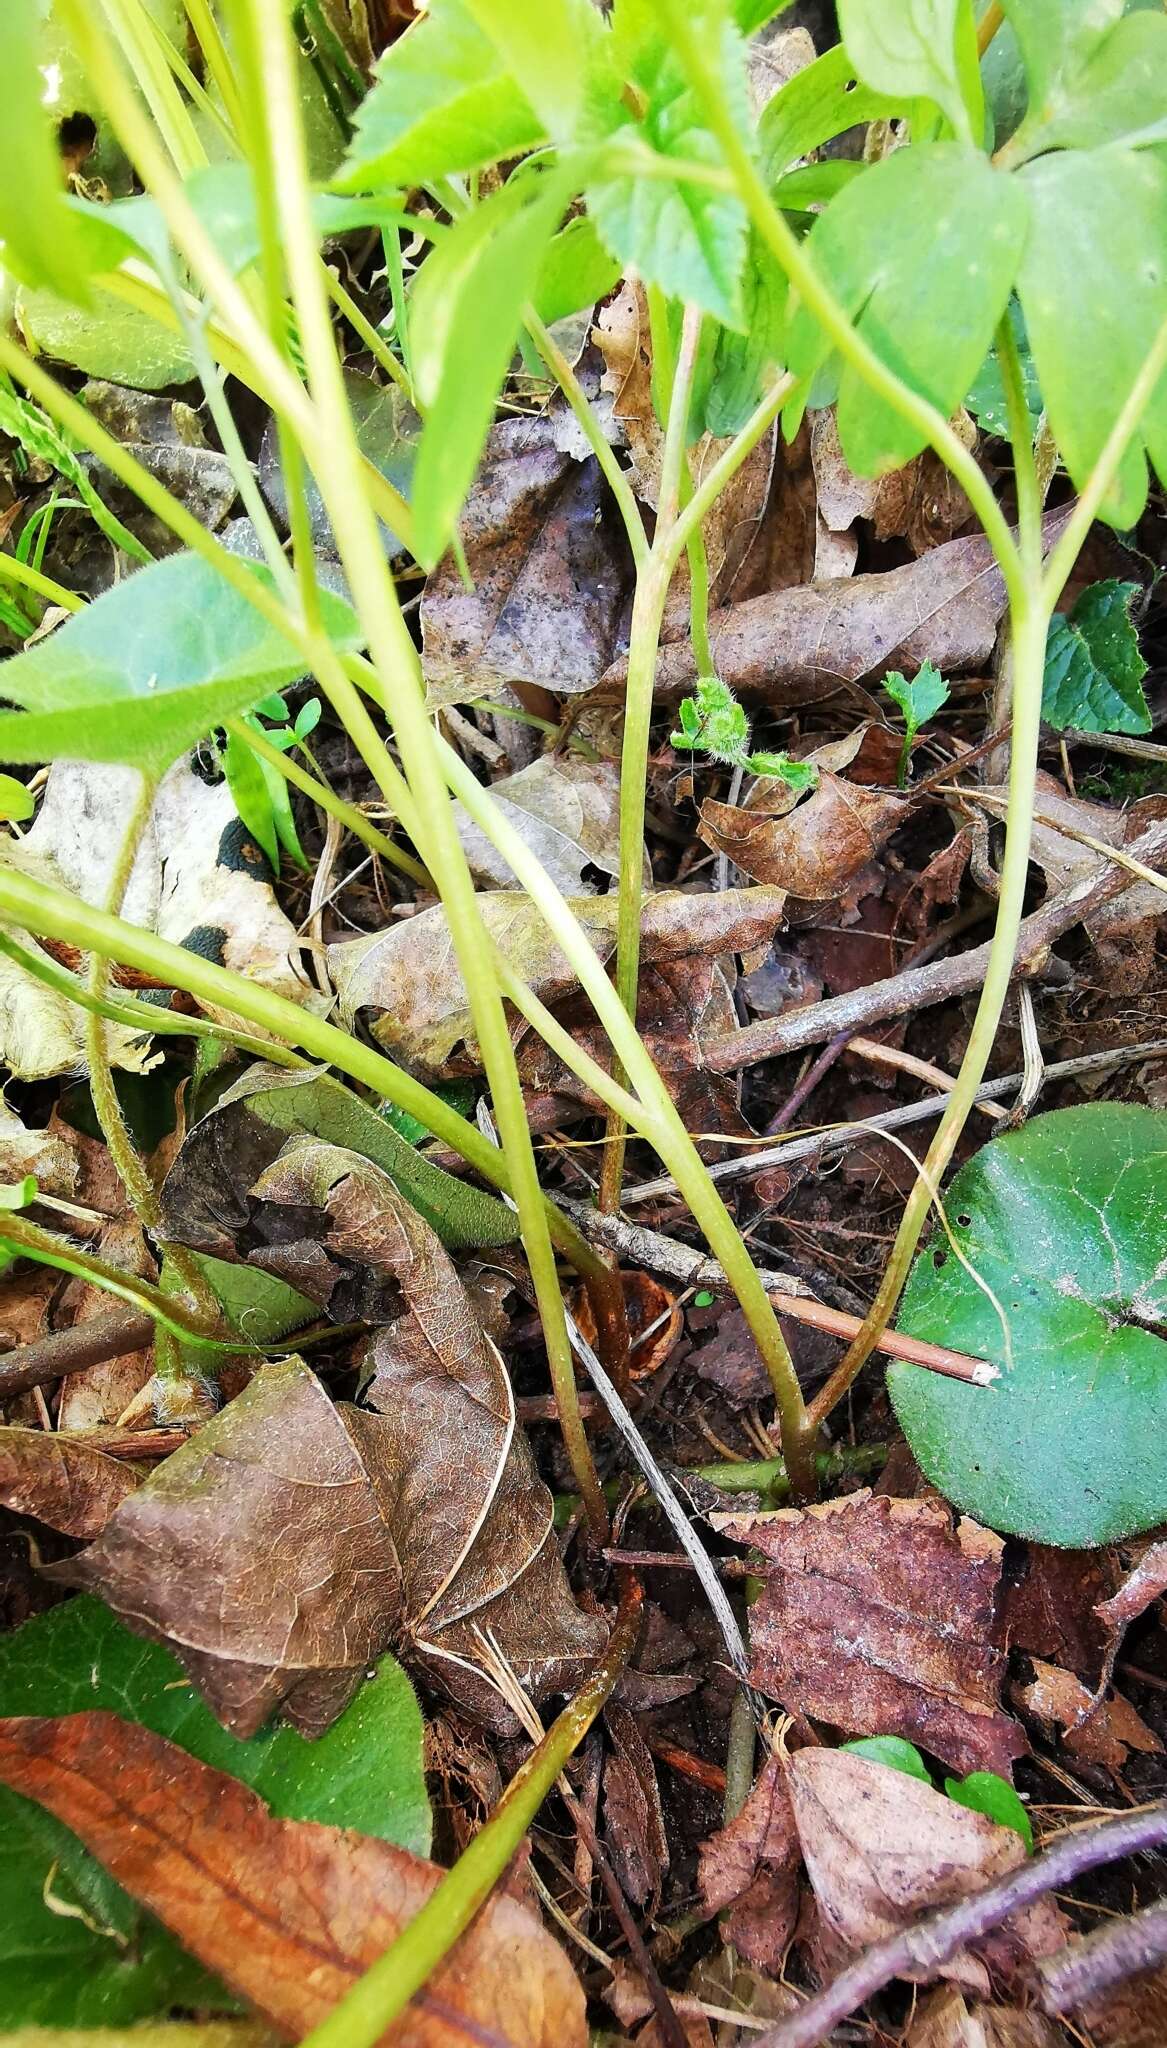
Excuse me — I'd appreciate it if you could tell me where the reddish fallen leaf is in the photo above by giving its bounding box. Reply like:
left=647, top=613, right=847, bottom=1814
left=1001, top=1543, right=1119, bottom=1686
left=698, top=775, right=909, bottom=901
left=602, top=1700, right=669, bottom=1910
left=575, top=1270, right=681, bottom=1382
left=697, top=1749, right=801, bottom=1974
left=1095, top=1540, right=1167, bottom=1660
left=0, top=1425, right=141, bottom=1538
left=0, top=1712, right=585, bottom=2048
left=717, top=1492, right=1026, bottom=1775
left=1014, top=1657, right=1161, bottom=1771
left=787, top=1750, right=1063, bottom=1994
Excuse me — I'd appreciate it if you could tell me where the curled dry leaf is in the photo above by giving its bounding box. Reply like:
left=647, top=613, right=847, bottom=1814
left=575, top=1270, right=682, bottom=1382
left=421, top=414, right=634, bottom=705
left=0, top=1427, right=141, bottom=1539
left=698, top=775, right=910, bottom=901
left=602, top=1700, right=669, bottom=1911
left=811, top=406, right=977, bottom=560
left=57, top=1154, right=606, bottom=1736
left=697, top=1748, right=801, bottom=1975
left=605, top=508, right=1072, bottom=705
left=329, top=886, right=787, bottom=1079
left=1095, top=1540, right=1167, bottom=1657
left=0, top=1713, right=585, bottom=2048
left=1013, top=1657, right=1160, bottom=1771
left=451, top=751, right=632, bottom=895
left=906, top=1985, right=1064, bottom=2048
left=787, top=1750, right=1063, bottom=1992
left=717, top=1492, right=1026, bottom=1776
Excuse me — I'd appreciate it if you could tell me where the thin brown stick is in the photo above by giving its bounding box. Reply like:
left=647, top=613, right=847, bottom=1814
left=1038, top=1898, right=1167, bottom=2016
left=848, top=1034, right=1007, bottom=1122
left=750, top=1803, right=1167, bottom=2048
left=0, top=1309, right=154, bottom=1400
left=558, top=1777, right=688, bottom=2048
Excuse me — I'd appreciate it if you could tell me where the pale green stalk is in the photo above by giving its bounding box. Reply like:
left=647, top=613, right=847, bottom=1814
left=183, top=0, right=250, bottom=141
left=326, top=271, right=414, bottom=398
left=98, top=0, right=209, bottom=174
left=524, top=306, right=649, bottom=565
left=0, top=553, right=83, bottom=614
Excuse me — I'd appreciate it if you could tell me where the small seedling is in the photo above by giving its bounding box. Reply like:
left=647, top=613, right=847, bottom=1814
left=881, top=660, right=950, bottom=787
left=843, top=1736, right=1032, bottom=1849
left=223, top=693, right=323, bottom=874
left=672, top=675, right=819, bottom=790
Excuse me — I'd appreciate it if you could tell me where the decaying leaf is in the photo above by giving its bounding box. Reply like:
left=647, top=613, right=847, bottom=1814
left=606, top=508, right=1073, bottom=705
left=787, top=1750, right=1062, bottom=1988
left=906, top=1985, right=1064, bottom=2048
left=0, top=1103, right=77, bottom=1199
left=1001, top=1543, right=1119, bottom=1686
left=697, top=1748, right=800, bottom=1974
left=0, top=1428, right=141, bottom=1539
left=421, top=414, right=634, bottom=705
left=55, top=1165, right=606, bottom=1736
left=1, top=757, right=317, bottom=1078
left=82, top=380, right=239, bottom=552
left=698, top=774, right=909, bottom=901
left=0, top=1713, right=585, bottom=2048
left=329, top=886, right=788, bottom=1079
left=451, top=752, right=631, bottom=894
left=1013, top=1657, right=1160, bottom=1770
left=602, top=1701, right=669, bottom=1911
left=717, top=1492, right=1026, bottom=1775
left=811, top=407, right=977, bottom=560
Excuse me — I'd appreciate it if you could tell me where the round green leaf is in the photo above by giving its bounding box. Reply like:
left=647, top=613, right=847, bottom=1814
left=943, top=1770, right=1032, bottom=1850
left=842, top=1735, right=932, bottom=1783
left=890, top=1106, right=1167, bottom=1547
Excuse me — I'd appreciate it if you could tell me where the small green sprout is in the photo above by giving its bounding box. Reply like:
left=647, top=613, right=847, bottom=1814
left=881, top=660, right=951, bottom=787
left=672, top=675, right=819, bottom=792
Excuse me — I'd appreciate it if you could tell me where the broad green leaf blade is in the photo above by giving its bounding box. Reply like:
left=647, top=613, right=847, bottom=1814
left=0, top=774, right=33, bottom=823
left=1001, top=0, right=1167, bottom=159
left=334, top=0, right=544, bottom=190
left=411, top=173, right=568, bottom=566
left=0, top=555, right=361, bottom=773
left=223, top=728, right=280, bottom=873
left=696, top=227, right=788, bottom=436
left=532, top=215, right=623, bottom=328
left=1042, top=580, right=1151, bottom=736
left=883, top=660, right=950, bottom=739
left=966, top=299, right=1041, bottom=439
left=1018, top=147, right=1167, bottom=529
left=735, top=0, right=796, bottom=27
left=890, top=1105, right=1167, bottom=1547
left=16, top=282, right=196, bottom=390
left=944, top=1770, right=1033, bottom=1849
left=758, top=43, right=899, bottom=184
left=0, top=7, right=120, bottom=297
left=0, top=1596, right=430, bottom=2024
left=843, top=1735, right=932, bottom=1783
left=584, top=0, right=750, bottom=327
left=459, top=0, right=599, bottom=139
left=836, top=0, right=977, bottom=139
left=786, top=145, right=1028, bottom=473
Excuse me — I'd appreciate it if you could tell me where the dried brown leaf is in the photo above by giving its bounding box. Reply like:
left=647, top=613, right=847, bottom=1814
left=811, top=407, right=977, bottom=558
left=698, top=774, right=909, bottom=900
left=421, top=414, right=634, bottom=704
left=1013, top=1657, right=1160, bottom=1770
left=1095, top=1539, right=1167, bottom=1644
left=717, top=1492, right=1026, bottom=1775
left=905, top=1986, right=1064, bottom=2048
left=697, top=1749, right=800, bottom=1974
left=0, top=1712, right=585, bottom=2048
left=451, top=752, right=631, bottom=894
left=329, top=886, right=787, bottom=1078
left=0, top=1426, right=141, bottom=1537
left=1001, top=1543, right=1118, bottom=1685
left=603, top=1700, right=669, bottom=1910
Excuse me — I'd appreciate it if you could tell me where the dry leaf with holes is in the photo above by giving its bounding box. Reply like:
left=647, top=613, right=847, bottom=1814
left=717, top=1492, right=1026, bottom=1775
left=0, top=1713, right=585, bottom=2048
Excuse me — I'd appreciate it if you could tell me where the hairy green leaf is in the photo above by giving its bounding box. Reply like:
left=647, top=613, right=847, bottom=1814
left=943, top=1769, right=1032, bottom=1850
left=786, top=144, right=1028, bottom=473
left=411, top=172, right=568, bottom=565
left=335, top=0, right=544, bottom=190
left=1042, top=580, right=1151, bottom=736
left=0, top=1596, right=429, bottom=2025
left=0, top=555, right=360, bottom=773
left=584, top=0, right=750, bottom=327
left=891, top=1105, right=1167, bottom=1546
left=1017, top=146, right=1167, bottom=529
left=836, top=0, right=979, bottom=140
left=1000, top=0, right=1167, bottom=159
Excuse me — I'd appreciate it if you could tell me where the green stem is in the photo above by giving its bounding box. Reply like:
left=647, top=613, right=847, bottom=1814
left=97, top=0, right=208, bottom=175
left=0, top=1211, right=221, bottom=1347
left=183, top=0, right=249, bottom=141
left=0, top=553, right=83, bottom=614
left=84, top=770, right=162, bottom=1234
left=224, top=718, right=431, bottom=887
left=298, top=1579, right=643, bottom=2048
left=524, top=306, right=649, bottom=566
left=723, top=1682, right=756, bottom=1824
left=326, top=270, right=413, bottom=399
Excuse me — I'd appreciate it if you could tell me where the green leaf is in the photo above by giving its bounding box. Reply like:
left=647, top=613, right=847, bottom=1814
left=1017, top=146, right=1167, bottom=529
left=758, top=43, right=899, bottom=184
left=0, top=554, right=361, bottom=774
left=223, top=728, right=279, bottom=874
left=966, top=299, right=1041, bottom=440
left=746, top=751, right=819, bottom=788
left=890, top=1105, right=1167, bottom=1546
left=0, top=7, right=121, bottom=298
left=944, top=1770, right=1033, bottom=1849
left=786, top=145, right=1028, bottom=474
left=696, top=228, right=788, bottom=436
left=0, top=774, right=34, bottom=823
left=1042, top=580, right=1151, bottom=736
left=671, top=673, right=750, bottom=761
left=459, top=0, right=599, bottom=139
left=836, top=0, right=978, bottom=140
left=16, top=283, right=196, bottom=391
left=842, top=1735, right=932, bottom=1783
left=0, top=1596, right=430, bottom=2026
left=735, top=0, right=795, bottom=28
left=584, top=0, right=750, bottom=327
left=532, top=214, right=623, bottom=328
left=335, top=0, right=544, bottom=190
left=411, top=171, right=568, bottom=566
left=694, top=1288, right=715, bottom=1306
left=1000, top=0, right=1167, bottom=159
left=191, top=1252, right=319, bottom=1347
left=883, top=659, right=950, bottom=783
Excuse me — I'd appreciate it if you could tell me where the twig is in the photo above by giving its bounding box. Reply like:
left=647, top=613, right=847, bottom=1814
left=558, top=1778, right=689, bottom=2048
left=750, top=1803, right=1167, bottom=2048
left=559, top=1201, right=998, bottom=1388
left=0, top=1309, right=155, bottom=1400
left=1038, top=1897, right=1167, bottom=2016
left=848, top=1034, right=1007, bottom=1123
left=703, top=821, right=1167, bottom=1077
left=619, top=1036, right=1167, bottom=1204
left=1063, top=728, right=1167, bottom=765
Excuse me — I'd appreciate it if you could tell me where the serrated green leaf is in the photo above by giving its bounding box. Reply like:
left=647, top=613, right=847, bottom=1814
left=837, top=0, right=978, bottom=140
left=1000, top=0, right=1167, bottom=159
left=584, top=0, right=750, bottom=327
left=890, top=1105, right=1167, bottom=1546
left=843, top=1735, right=933, bottom=1782
left=0, top=1596, right=429, bottom=2026
left=1042, top=580, right=1151, bottom=736
left=334, top=0, right=544, bottom=190
left=1017, top=146, right=1167, bottom=529
left=746, top=751, right=818, bottom=788
left=786, top=144, right=1028, bottom=474
left=944, top=1769, right=1033, bottom=1849
left=0, top=555, right=361, bottom=774
left=884, top=661, right=951, bottom=778
left=411, top=172, right=568, bottom=565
